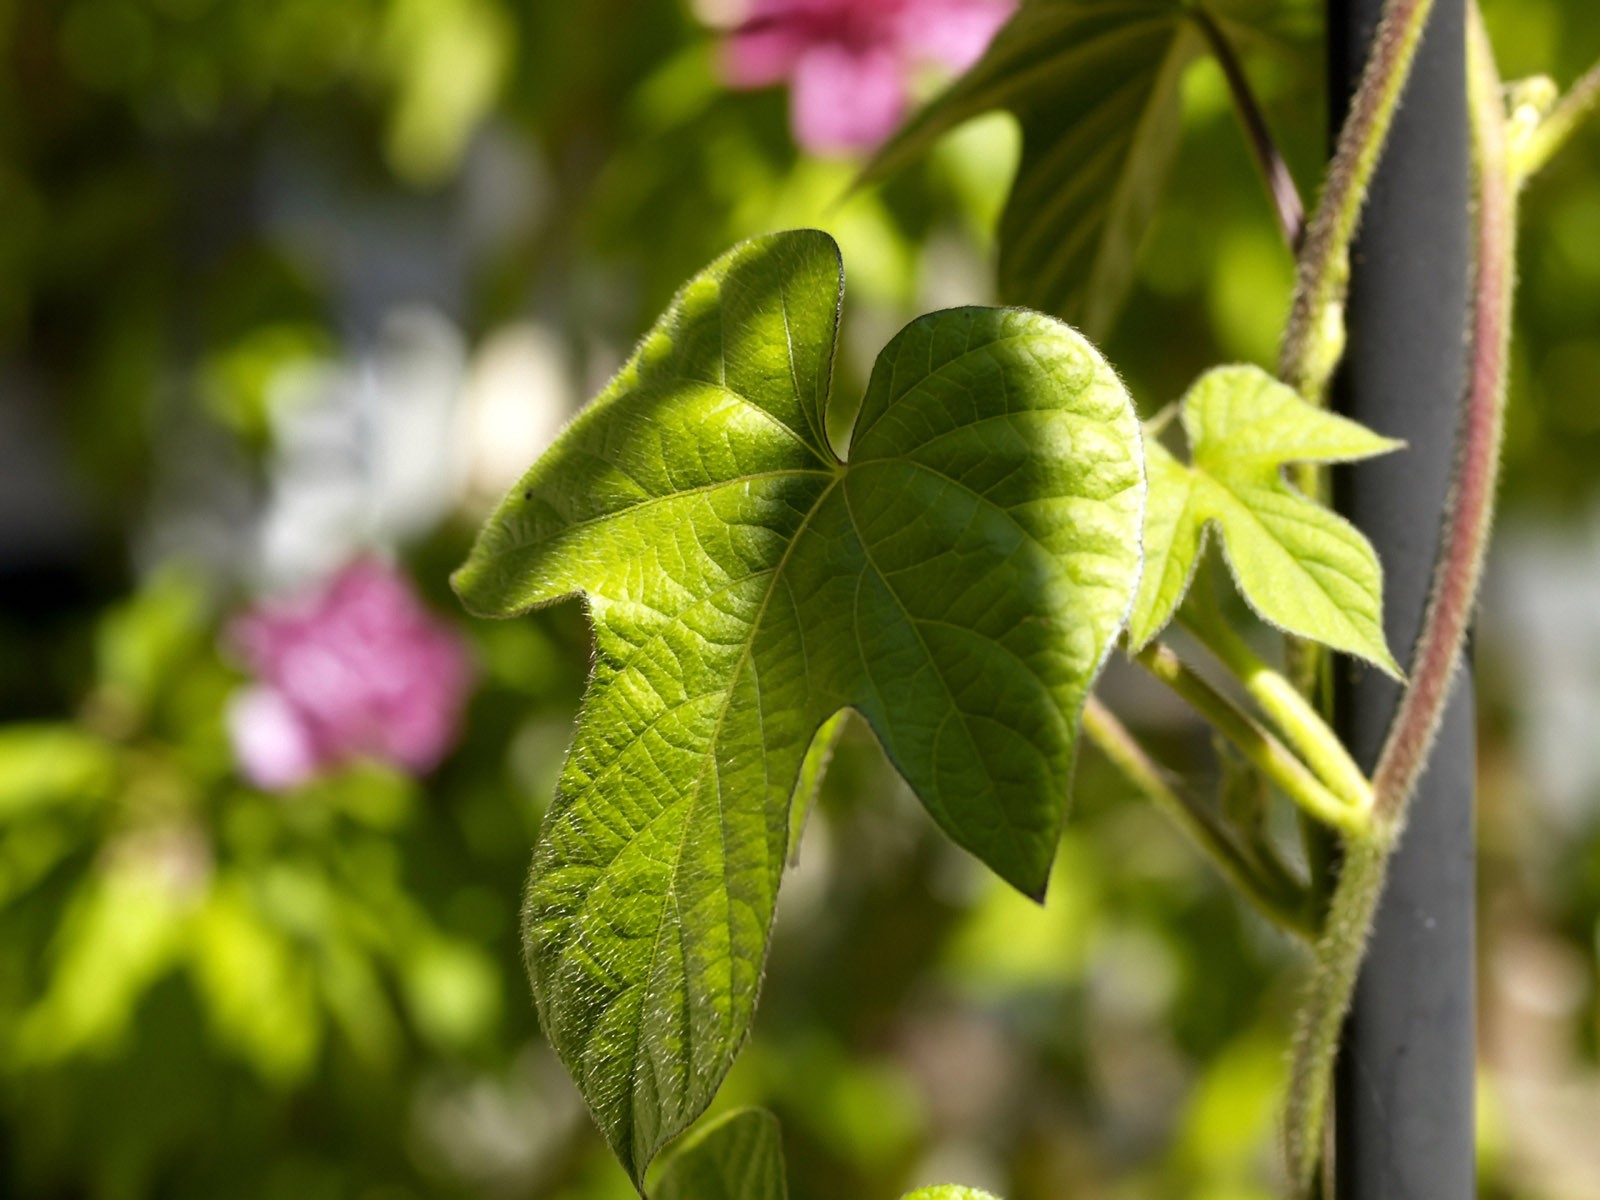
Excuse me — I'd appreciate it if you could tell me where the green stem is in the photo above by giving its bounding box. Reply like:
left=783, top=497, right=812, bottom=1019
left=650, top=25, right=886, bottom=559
left=1191, top=7, right=1307, bottom=247
left=1082, top=697, right=1316, bottom=939
left=1133, top=644, right=1370, bottom=838
left=1278, top=0, right=1438, bottom=402
left=1178, top=607, right=1372, bottom=812
left=1517, top=57, right=1600, bottom=182
left=1283, top=836, right=1390, bottom=1194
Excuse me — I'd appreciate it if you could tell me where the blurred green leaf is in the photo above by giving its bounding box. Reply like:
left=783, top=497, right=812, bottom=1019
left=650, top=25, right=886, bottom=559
left=1128, top=365, right=1402, bottom=674
left=199, top=323, right=330, bottom=440
left=188, top=880, right=321, bottom=1085
left=653, top=1108, right=787, bottom=1200
left=17, top=853, right=192, bottom=1061
left=0, top=726, right=115, bottom=820
left=379, top=0, right=511, bottom=184
left=95, top=567, right=211, bottom=726
left=865, top=0, right=1204, bottom=338
left=453, top=229, right=1145, bottom=1181
left=401, top=935, right=502, bottom=1053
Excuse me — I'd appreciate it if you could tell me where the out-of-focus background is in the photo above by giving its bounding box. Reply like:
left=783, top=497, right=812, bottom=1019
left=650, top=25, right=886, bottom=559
left=2, top=1, right=1599, bottom=1197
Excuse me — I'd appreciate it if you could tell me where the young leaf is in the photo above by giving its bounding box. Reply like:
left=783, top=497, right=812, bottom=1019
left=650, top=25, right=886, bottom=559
left=902, top=1189, right=1005, bottom=1200
left=1127, top=365, right=1403, bottom=674
left=863, top=0, right=1205, bottom=337
left=654, top=1108, right=786, bottom=1200
left=453, top=230, right=1145, bottom=1184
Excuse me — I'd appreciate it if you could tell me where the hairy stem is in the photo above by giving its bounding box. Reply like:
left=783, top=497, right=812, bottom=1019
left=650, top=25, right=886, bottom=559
left=1518, top=57, right=1600, bottom=181
left=1283, top=836, right=1390, bottom=1193
left=1281, top=13, right=1517, bottom=1192
left=1133, top=644, right=1369, bottom=837
left=1191, top=7, right=1307, bottom=247
left=1083, top=697, right=1316, bottom=938
left=1278, top=0, right=1438, bottom=401
left=1370, top=5, right=1513, bottom=826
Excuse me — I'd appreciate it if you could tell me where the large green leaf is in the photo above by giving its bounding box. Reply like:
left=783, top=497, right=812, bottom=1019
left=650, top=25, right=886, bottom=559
left=453, top=230, right=1145, bottom=1184
left=1127, top=365, right=1402, bottom=673
left=653, top=1108, right=786, bottom=1200
left=864, top=0, right=1204, bottom=338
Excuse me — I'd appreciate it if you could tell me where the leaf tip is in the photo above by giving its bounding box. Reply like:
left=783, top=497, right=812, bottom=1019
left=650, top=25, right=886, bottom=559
left=1018, top=864, right=1051, bottom=906
left=1373, top=647, right=1407, bottom=683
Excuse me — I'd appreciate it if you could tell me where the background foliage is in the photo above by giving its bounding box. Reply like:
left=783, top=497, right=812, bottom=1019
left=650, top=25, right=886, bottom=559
left=2, top=1, right=1600, bottom=1197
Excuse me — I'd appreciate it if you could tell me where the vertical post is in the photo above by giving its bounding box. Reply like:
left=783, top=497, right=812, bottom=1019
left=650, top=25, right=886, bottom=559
left=1328, top=0, right=1475, bottom=1196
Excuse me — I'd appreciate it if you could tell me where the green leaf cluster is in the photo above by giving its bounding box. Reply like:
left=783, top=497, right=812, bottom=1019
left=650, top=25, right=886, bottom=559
left=1128, top=365, right=1402, bottom=673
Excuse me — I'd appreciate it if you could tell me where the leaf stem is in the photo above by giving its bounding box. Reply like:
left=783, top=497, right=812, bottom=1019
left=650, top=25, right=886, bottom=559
left=1133, top=643, right=1370, bottom=838
left=1278, top=0, right=1438, bottom=401
left=1517, top=57, right=1600, bottom=181
left=1178, top=605, right=1372, bottom=812
left=1191, top=6, right=1307, bottom=248
left=1082, top=697, right=1316, bottom=939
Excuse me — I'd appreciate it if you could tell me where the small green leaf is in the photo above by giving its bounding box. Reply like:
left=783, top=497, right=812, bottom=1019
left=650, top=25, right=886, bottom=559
left=453, top=230, right=1145, bottom=1184
left=902, top=1188, right=1005, bottom=1200
left=653, top=1108, right=787, bottom=1200
left=1127, top=364, right=1403, bottom=674
left=864, top=0, right=1204, bottom=338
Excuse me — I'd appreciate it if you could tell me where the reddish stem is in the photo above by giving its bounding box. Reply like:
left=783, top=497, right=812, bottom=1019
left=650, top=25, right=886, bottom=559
left=1371, top=7, right=1513, bottom=824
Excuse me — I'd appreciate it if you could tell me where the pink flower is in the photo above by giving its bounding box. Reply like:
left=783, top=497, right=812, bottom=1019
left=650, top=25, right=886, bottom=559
left=226, top=558, right=473, bottom=791
left=721, top=0, right=1014, bottom=154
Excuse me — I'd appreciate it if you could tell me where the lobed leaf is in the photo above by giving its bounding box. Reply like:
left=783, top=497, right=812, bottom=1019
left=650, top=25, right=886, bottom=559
left=653, top=1108, right=786, bottom=1200
left=453, top=230, right=1145, bottom=1184
left=1127, top=364, right=1403, bottom=673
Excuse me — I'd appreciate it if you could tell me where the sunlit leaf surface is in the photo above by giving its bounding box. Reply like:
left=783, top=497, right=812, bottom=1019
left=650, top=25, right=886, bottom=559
left=453, top=230, right=1145, bottom=1181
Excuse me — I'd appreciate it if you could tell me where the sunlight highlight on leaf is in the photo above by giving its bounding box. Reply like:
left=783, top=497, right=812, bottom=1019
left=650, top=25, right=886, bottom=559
left=453, top=229, right=1145, bottom=1182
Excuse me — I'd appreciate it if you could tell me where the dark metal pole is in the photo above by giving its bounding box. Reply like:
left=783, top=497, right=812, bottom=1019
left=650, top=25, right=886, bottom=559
left=1328, top=0, right=1475, bottom=1196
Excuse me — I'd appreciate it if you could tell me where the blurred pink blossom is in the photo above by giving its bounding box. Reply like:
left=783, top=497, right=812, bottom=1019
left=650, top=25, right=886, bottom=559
left=227, top=559, right=473, bottom=791
left=722, top=0, right=1014, bottom=154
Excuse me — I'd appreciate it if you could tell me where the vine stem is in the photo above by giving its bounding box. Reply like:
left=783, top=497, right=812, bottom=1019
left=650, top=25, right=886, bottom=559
left=1370, top=4, right=1512, bottom=826
left=1082, top=697, right=1316, bottom=938
left=1282, top=835, right=1389, bottom=1195
left=1132, top=643, right=1369, bottom=838
left=1518, top=57, right=1600, bottom=180
left=1191, top=7, right=1307, bottom=247
left=1281, top=9, right=1515, bottom=1192
left=1278, top=0, right=1438, bottom=401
